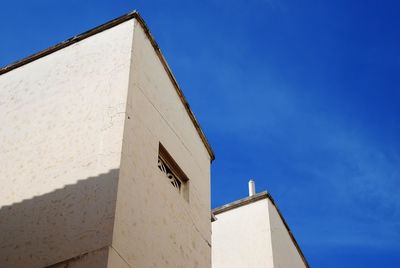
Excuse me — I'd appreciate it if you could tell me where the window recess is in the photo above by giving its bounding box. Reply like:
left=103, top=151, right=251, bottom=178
left=157, top=143, right=189, bottom=201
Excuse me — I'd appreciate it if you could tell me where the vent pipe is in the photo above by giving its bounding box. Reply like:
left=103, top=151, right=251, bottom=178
left=248, top=179, right=256, bottom=196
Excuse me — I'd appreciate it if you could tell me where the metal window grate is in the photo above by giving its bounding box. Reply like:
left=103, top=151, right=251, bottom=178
left=157, top=143, right=189, bottom=201
left=158, top=156, right=182, bottom=191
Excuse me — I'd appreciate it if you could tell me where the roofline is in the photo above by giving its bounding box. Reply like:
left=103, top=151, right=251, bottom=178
left=212, top=192, right=269, bottom=215
left=212, top=192, right=310, bottom=268
left=0, top=10, right=215, bottom=161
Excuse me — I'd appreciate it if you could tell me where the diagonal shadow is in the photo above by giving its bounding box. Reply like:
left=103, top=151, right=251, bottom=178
left=0, top=169, right=120, bottom=268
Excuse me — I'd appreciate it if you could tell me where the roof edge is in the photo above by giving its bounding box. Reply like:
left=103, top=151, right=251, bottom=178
left=212, top=192, right=309, bottom=268
left=212, top=192, right=269, bottom=215
left=0, top=10, right=215, bottom=161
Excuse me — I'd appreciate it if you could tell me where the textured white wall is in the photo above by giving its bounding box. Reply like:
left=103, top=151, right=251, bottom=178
left=0, top=20, right=134, bottom=267
left=212, top=199, right=274, bottom=268
left=110, top=19, right=212, bottom=268
left=50, top=247, right=109, bottom=268
left=0, top=15, right=212, bottom=268
left=212, top=197, right=307, bottom=268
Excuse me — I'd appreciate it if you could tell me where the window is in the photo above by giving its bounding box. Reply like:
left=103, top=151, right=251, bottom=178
left=157, top=143, right=189, bottom=201
left=158, top=157, right=182, bottom=190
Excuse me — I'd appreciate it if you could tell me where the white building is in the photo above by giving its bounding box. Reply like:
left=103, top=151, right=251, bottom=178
left=0, top=10, right=308, bottom=268
left=0, top=11, right=213, bottom=268
left=212, top=181, right=309, bottom=268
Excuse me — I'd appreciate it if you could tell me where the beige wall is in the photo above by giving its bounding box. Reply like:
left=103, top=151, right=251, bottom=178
left=268, top=199, right=305, bottom=268
left=110, top=19, right=212, bottom=267
left=50, top=247, right=110, bottom=268
left=212, top=197, right=306, bottom=268
left=212, top=199, right=274, bottom=268
left=49, top=246, right=130, bottom=268
left=0, top=15, right=212, bottom=268
left=0, top=20, right=134, bottom=267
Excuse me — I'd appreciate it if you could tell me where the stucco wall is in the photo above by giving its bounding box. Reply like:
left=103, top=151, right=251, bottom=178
left=0, top=20, right=134, bottom=267
left=50, top=247, right=110, bottom=268
left=268, top=199, right=306, bottom=268
left=212, top=197, right=307, bottom=268
left=111, top=19, right=212, bottom=267
left=49, top=246, right=130, bottom=268
left=212, top=199, right=274, bottom=268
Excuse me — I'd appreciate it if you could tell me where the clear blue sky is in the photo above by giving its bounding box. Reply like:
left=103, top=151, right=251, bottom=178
left=1, top=1, right=400, bottom=267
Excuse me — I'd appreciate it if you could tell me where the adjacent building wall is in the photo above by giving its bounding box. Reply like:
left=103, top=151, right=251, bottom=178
left=212, top=195, right=308, bottom=268
left=0, top=20, right=134, bottom=267
left=268, top=199, right=306, bottom=268
left=212, top=199, right=274, bottom=268
left=111, top=19, right=212, bottom=267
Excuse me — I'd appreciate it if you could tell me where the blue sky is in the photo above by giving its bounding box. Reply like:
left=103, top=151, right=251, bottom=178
left=1, top=1, right=400, bottom=267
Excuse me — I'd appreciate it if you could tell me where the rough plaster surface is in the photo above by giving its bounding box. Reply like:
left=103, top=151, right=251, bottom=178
left=0, top=17, right=211, bottom=268
left=0, top=20, right=134, bottom=267
left=47, top=246, right=130, bottom=268
left=49, top=247, right=109, bottom=268
left=107, top=246, right=130, bottom=268
left=110, top=19, right=211, bottom=267
left=212, top=199, right=274, bottom=268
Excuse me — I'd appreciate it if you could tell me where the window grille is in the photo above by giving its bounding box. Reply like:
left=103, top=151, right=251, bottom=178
left=157, top=143, right=189, bottom=201
left=158, top=156, right=182, bottom=190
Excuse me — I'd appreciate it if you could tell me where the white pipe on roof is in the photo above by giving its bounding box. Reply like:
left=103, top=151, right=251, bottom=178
left=248, top=179, right=256, bottom=196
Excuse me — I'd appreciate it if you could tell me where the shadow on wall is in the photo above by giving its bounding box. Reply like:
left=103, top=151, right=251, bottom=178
left=0, top=169, right=120, bottom=268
